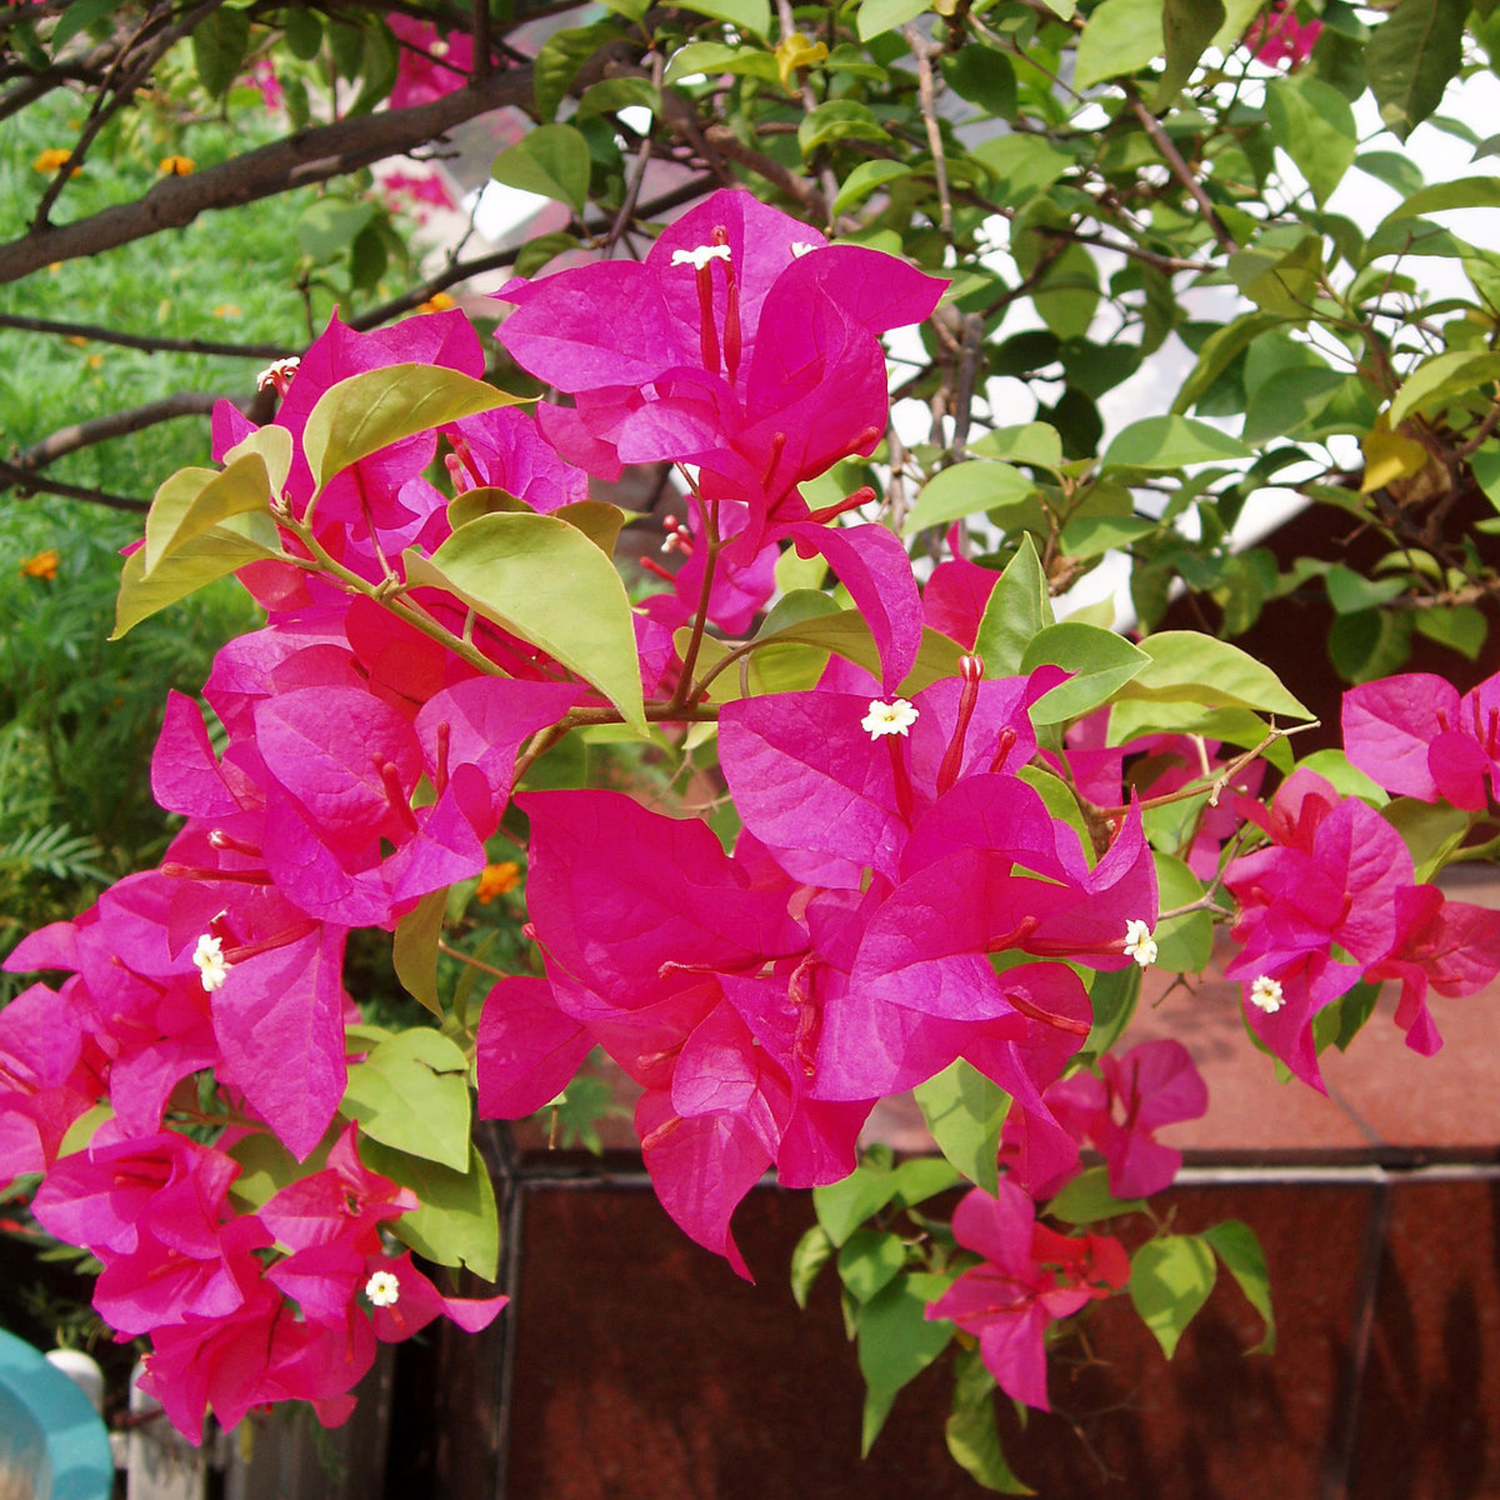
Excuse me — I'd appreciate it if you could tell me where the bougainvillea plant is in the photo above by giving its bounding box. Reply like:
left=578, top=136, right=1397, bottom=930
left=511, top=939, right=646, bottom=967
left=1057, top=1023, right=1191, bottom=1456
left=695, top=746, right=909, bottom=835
left=6, top=0, right=1500, bottom=1489
left=5, top=186, right=1500, bottom=1486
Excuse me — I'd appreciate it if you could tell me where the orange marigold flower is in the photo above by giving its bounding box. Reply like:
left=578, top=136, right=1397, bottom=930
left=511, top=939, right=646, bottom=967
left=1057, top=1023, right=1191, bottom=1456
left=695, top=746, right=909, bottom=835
left=476, top=861, right=521, bottom=903
left=417, top=291, right=457, bottom=314
left=159, top=155, right=195, bottom=176
left=86, top=353, right=104, bottom=369
left=33, top=148, right=81, bottom=176
left=213, top=304, right=242, bottom=319
left=20, top=550, right=59, bottom=581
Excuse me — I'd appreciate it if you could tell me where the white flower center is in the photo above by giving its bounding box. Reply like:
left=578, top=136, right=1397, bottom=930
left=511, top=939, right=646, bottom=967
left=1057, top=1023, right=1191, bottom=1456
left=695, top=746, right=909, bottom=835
left=1249, top=975, right=1286, bottom=1014
left=670, top=244, right=732, bottom=271
left=365, top=1270, right=400, bottom=1307
left=862, top=698, right=919, bottom=739
left=255, top=357, right=300, bottom=393
left=192, top=933, right=230, bottom=993
left=1123, top=919, right=1157, bottom=969
left=790, top=241, right=818, bottom=258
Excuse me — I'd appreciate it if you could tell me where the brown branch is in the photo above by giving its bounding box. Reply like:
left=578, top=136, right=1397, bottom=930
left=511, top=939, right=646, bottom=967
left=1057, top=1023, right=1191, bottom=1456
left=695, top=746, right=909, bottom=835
left=1127, top=91, right=1238, bottom=255
left=0, top=64, right=534, bottom=285
left=903, top=21, right=952, bottom=242
left=0, top=312, right=289, bottom=360
left=701, top=122, right=826, bottom=219
left=13, top=392, right=227, bottom=472
left=0, top=459, right=147, bottom=512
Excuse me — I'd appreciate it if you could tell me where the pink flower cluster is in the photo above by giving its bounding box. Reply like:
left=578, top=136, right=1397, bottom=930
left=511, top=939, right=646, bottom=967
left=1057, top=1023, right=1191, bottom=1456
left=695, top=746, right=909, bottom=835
left=1244, top=1, right=1322, bottom=67
left=5, top=186, right=1499, bottom=1440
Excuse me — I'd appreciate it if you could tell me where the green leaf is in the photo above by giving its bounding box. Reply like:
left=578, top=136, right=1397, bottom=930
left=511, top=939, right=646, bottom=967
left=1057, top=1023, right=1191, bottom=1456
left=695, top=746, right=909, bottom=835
left=858, top=0, right=931, bottom=40
left=1116, top=631, right=1312, bottom=719
left=832, top=160, right=914, bottom=217
left=1381, top=176, right=1500, bottom=222
left=349, top=19, right=400, bottom=116
left=1356, top=150, right=1426, bottom=196
left=143, top=451, right=275, bottom=576
left=798, top=101, right=893, bottom=156
left=891, top=1157, right=963, bottom=1208
left=1387, top=351, right=1500, bottom=429
left=576, top=77, right=660, bottom=121
left=283, top=7, right=324, bottom=61
left=1173, top=313, right=1283, bottom=415
left=904, top=460, right=1039, bottom=535
left=946, top=1347, right=1035, bottom=1493
left=1155, top=0, right=1224, bottom=106
left=857, top=1272, right=955, bottom=1456
left=791, top=1224, right=836, bottom=1308
left=1324, top=564, right=1406, bottom=615
left=969, top=135, right=1073, bottom=203
left=1385, top=796, right=1471, bottom=880
left=1242, top=366, right=1346, bottom=446
left=1201, top=1220, right=1276, bottom=1353
left=491, top=123, right=592, bottom=214
left=304, top=365, right=524, bottom=494
left=942, top=46, right=1015, bottom=117
left=534, top=23, right=621, bottom=123
left=392, top=888, right=446, bottom=1019
left=408, top=514, right=646, bottom=732
left=975, top=535, right=1054, bottom=677
left=1102, top=416, right=1252, bottom=471
left=1087, top=965, right=1140, bottom=1057
left=662, top=41, right=781, bottom=85
left=1264, top=75, right=1357, bottom=208
left=1061, top=513, right=1155, bottom=559
left=341, top=1029, right=472, bottom=1171
left=814, top=1159, right=902, bottom=1247
left=1227, top=235, right=1322, bottom=319
left=1046, top=1166, right=1146, bottom=1225
left=1020, top=623, right=1150, bottom=724
left=50, top=0, right=120, bottom=54
left=839, top=1229, right=909, bottom=1304
left=1152, top=853, right=1212, bottom=973
left=1075, top=0, right=1164, bottom=91
left=677, top=0, right=772, bottom=36
left=1210, top=0, right=1266, bottom=51
left=1129, top=1234, right=1217, bottom=1358
left=1366, top=0, right=1466, bottom=140
left=359, top=1139, right=499, bottom=1279
left=913, top=1061, right=1011, bottom=1197
left=192, top=6, right=250, bottom=97
left=761, top=611, right=964, bottom=697
left=112, top=512, right=281, bottom=638
left=969, top=422, right=1063, bottom=470
left=296, top=200, right=378, bottom=262
left=1414, top=604, right=1486, bottom=661
left=227, top=1132, right=305, bottom=1212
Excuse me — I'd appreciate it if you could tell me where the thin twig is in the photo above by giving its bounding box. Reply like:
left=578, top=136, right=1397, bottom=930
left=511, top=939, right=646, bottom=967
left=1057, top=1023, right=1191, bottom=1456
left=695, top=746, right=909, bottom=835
left=0, top=312, right=289, bottom=359
left=0, top=458, right=147, bottom=511
left=14, top=392, right=227, bottom=471
left=1127, top=91, right=1238, bottom=255
left=903, top=21, right=952, bottom=242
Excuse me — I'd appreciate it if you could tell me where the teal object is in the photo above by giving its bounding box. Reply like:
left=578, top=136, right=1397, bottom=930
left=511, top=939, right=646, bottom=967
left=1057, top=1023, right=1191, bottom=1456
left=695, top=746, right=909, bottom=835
left=0, top=1329, right=113, bottom=1500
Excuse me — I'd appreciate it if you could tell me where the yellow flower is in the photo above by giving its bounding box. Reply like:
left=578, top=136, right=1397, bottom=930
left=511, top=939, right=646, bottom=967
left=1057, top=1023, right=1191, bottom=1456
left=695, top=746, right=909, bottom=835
left=64, top=335, right=88, bottom=348
left=158, top=155, right=195, bottom=176
left=213, top=304, right=242, bottom=319
left=20, top=550, right=59, bottom=581
left=475, top=861, right=521, bottom=903
left=33, top=148, right=81, bottom=176
left=417, top=291, right=457, bottom=314
left=775, top=32, right=828, bottom=89
left=86, top=353, right=104, bottom=370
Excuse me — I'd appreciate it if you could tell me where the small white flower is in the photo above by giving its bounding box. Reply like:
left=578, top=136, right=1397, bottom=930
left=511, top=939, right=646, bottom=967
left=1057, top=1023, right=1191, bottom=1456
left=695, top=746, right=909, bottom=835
left=365, top=1270, right=400, bottom=1307
left=1249, top=975, right=1286, bottom=1014
left=670, top=244, right=732, bottom=271
left=789, top=241, right=818, bottom=258
left=192, top=933, right=231, bottom=993
left=861, top=698, right=919, bottom=739
left=1123, top=919, right=1157, bottom=969
left=255, top=356, right=300, bottom=393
